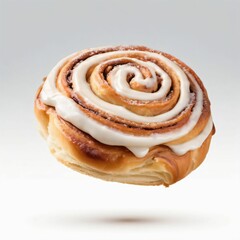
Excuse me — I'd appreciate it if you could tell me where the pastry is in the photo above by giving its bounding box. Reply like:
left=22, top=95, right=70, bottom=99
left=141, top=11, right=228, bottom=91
left=34, top=46, right=215, bottom=186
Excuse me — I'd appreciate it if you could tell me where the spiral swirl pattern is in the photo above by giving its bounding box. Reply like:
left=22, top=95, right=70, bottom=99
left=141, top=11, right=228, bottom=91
left=40, top=46, right=213, bottom=158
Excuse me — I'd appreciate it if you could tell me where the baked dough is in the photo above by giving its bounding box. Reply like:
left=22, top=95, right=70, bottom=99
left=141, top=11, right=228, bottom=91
left=34, top=46, right=215, bottom=186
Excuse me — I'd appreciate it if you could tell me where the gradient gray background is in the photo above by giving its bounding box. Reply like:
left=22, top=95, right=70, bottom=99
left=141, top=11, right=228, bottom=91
left=1, top=0, right=240, bottom=239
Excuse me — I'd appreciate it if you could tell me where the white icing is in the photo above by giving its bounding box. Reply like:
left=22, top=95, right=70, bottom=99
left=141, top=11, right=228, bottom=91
left=107, top=58, right=172, bottom=101
left=127, top=147, right=150, bottom=158
left=73, top=51, right=191, bottom=122
left=40, top=48, right=213, bottom=158
left=167, top=117, right=213, bottom=155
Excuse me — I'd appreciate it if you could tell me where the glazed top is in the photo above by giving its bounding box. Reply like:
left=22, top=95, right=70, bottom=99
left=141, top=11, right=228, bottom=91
left=40, top=46, right=213, bottom=157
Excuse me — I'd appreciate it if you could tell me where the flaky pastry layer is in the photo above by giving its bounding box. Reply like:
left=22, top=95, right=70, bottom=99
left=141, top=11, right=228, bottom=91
left=35, top=90, right=213, bottom=186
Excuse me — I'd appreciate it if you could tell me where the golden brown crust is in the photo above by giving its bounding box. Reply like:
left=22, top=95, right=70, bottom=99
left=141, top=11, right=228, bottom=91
left=34, top=90, right=213, bottom=186
left=34, top=46, right=215, bottom=186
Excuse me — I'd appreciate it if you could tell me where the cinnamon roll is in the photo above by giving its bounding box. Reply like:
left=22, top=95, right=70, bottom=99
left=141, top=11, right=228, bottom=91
left=34, top=46, right=215, bottom=186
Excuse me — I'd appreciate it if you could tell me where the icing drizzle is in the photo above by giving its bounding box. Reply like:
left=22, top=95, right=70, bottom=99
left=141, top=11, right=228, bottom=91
left=40, top=47, right=213, bottom=158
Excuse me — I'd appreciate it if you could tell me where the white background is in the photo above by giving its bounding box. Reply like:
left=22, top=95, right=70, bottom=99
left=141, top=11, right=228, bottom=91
left=1, top=0, right=240, bottom=239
